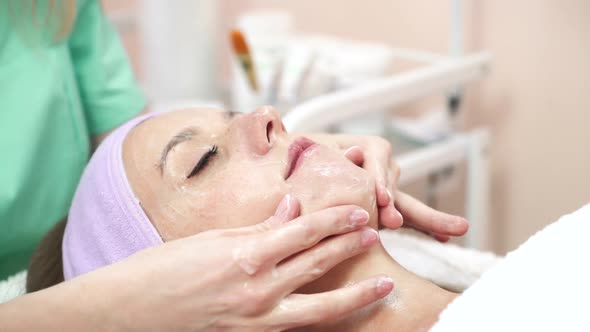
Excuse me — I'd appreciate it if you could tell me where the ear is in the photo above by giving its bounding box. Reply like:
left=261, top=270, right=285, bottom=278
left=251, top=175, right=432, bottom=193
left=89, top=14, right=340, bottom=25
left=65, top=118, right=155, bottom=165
left=26, top=219, right=66, bottom=293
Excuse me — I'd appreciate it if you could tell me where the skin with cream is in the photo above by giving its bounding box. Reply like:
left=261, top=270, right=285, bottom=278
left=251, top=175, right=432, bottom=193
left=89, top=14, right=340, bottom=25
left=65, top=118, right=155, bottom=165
left=123, top=106, right=458, bottom=331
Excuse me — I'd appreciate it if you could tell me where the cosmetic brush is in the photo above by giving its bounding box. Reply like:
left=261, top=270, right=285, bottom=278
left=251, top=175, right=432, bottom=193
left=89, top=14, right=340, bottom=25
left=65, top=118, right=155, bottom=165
left=230, top=29, right=259, bottom=92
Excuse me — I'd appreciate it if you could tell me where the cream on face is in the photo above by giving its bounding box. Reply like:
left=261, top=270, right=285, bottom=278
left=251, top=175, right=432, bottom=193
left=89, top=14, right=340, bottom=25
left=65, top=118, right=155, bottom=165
left=123, top=106, right=378, bottom=241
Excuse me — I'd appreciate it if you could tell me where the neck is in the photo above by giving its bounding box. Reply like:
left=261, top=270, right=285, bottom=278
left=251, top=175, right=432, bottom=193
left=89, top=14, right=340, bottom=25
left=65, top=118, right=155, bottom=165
left=294, top=244, right=458, bottom=332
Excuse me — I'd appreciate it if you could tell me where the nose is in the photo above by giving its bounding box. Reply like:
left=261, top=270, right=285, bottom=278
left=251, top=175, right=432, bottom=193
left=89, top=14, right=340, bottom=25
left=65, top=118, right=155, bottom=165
left=238, top=106, right=285, bottom=155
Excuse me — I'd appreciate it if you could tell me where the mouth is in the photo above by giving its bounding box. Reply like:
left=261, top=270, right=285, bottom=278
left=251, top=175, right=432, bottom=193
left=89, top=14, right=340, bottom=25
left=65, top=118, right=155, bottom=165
left=285, top=137, right=318, bottom=179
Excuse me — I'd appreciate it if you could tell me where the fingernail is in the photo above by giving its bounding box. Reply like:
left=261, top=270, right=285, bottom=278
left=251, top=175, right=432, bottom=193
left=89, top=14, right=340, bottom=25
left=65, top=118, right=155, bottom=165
left=344, top=146, right=360, bottom=155
left=376, top=276, right=394, bottom=295
left=361, top=228, right=379, bottom=246
left=376, top=184, right=390, bottom=206
left=396, top=210, right=403, bottom=223
left=274, top=194, right=291, bottom=218
left=453, top=217, right=468, bottom=226
left=350, top=209, right=369, bottom=226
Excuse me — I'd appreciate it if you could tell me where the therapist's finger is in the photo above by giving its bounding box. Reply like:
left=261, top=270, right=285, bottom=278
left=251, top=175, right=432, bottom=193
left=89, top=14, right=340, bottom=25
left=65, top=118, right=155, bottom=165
left=344, top=145, right=364, bottom=167
left=406, top=225, right=452, bottom=243
left=434, top=234, right=451, bottom=242
left=343, top=146, right=390, bottom=209
left=265, top=194, right=301, bottom=227
left=276, top=227, right=379, bottom=291
left=375, top=182, right=391, bottom=207
left=368, top=163, right=390, bottom=209
left=270, top=275, right=393, bottom=330
left=395, top=191, right=469, bottom=236
left=344, top=147, right=399, bottom=227
left=379, top=165, right=403, bottom=229
left=257, top=205, right=370, bottom=266
left=379, top=204, right=404, bottom=230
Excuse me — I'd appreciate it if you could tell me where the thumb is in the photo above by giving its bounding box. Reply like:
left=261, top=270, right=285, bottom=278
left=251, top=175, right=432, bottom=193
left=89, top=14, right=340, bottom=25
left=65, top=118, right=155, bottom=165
left=266, top=194, right=301, bottom=227
left=344, top=146, right=364, bottom=166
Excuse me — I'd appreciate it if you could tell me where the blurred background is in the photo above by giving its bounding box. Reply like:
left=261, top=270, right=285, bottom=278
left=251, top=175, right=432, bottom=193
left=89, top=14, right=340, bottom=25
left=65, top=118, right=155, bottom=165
left=101, top=0, right=590, bottom=255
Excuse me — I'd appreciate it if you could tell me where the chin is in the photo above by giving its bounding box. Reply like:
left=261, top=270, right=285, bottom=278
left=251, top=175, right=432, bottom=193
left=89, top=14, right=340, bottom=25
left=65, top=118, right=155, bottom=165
left=289, top=166, right=376, bottom=216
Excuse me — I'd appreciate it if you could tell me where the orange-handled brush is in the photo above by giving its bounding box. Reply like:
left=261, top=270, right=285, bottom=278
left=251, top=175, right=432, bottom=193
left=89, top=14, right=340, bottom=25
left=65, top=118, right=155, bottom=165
left=230, top=29, right=259, bottom=92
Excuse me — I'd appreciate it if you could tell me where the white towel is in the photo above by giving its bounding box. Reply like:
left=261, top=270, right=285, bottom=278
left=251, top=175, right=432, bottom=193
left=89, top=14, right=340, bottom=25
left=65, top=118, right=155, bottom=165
left=0, top=271, right=26, bottom=303
left=431, top=203, right=590, bottom=332
left=381, top=228, right=502, bottom=292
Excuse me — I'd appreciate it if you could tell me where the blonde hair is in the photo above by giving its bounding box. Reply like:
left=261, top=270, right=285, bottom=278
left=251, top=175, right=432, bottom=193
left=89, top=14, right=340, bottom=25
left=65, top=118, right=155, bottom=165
left=4, top=0, right=77, bottom=43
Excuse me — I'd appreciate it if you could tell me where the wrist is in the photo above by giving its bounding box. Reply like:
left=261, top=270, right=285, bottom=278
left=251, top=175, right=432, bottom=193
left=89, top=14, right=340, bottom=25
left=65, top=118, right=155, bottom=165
left=75, top=263, right=144, bottom=332
left=0, top=276, right=111, bottom=332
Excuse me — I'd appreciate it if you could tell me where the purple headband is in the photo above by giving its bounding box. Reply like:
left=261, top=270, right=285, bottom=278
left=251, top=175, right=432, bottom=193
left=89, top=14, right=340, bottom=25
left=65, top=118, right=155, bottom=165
left=62, top=113, right=164, bottom=279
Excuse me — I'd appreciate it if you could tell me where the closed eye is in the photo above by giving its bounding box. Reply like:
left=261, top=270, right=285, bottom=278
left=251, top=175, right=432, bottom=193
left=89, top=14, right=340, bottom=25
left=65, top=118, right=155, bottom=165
left=187, top=145, right=218, bottom=179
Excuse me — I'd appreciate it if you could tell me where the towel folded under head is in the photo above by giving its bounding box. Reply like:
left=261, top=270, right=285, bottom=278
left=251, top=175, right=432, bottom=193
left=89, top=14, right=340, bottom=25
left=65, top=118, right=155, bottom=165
left=431, top=203, right=590, bottom=331
left=381, top=228, right=501, bottom=292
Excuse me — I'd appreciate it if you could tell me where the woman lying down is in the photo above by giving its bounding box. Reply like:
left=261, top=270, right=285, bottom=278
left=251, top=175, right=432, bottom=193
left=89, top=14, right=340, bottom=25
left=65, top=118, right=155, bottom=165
left=27, top=107, right=590, bottom=331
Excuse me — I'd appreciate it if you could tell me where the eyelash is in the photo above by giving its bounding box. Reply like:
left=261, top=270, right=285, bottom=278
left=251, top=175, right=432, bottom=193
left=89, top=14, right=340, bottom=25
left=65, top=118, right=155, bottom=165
left=187, top=145, right=218, bottom=179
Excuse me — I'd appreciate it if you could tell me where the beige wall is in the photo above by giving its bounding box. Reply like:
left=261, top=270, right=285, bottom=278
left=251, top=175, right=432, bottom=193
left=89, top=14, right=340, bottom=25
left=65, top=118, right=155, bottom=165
left=232, top=0, right=590, bottom=253
left=105, top=1, right=590, bottom=253
left=463, top=1, right=590, bottom=253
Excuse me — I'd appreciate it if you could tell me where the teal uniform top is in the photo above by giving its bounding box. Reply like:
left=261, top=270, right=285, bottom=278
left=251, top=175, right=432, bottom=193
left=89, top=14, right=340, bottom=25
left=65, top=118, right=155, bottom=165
left=0, top=0, right=145, bottom=279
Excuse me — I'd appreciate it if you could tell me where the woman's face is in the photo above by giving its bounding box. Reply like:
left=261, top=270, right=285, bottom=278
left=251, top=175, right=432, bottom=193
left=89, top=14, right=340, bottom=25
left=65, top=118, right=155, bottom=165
left=123, top=106, right=377, bottom=241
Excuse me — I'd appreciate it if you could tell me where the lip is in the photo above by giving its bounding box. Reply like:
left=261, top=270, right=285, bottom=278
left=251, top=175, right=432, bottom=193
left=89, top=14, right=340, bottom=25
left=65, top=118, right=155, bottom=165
left=285, top=137, right=318, bottom=179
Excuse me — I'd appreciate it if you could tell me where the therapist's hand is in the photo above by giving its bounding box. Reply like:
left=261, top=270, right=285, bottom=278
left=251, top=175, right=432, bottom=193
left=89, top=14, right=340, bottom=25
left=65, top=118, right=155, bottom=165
left=0, top=196, right=389, bottom=332
left=94, top=195, right=390, bottom=332
left=343, top=138, right=469, bottom=242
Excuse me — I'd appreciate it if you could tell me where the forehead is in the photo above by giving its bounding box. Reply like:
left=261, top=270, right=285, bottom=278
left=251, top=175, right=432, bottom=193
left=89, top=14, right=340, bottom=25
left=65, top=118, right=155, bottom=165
left=135, top=108, right=227, bottom=136
left=127, top=108, right=227, bottom=153
left=123, top=108, right=228, bottom=180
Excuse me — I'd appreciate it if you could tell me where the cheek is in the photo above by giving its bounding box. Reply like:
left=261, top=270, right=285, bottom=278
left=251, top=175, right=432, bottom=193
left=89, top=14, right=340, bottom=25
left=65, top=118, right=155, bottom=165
left=150, top=183, right=213, bottom=240
left=156, top=163, right=288, bottom=239
left=210, top=165, right=287, bottom=228
left=288, top=153, right=377, bottom=220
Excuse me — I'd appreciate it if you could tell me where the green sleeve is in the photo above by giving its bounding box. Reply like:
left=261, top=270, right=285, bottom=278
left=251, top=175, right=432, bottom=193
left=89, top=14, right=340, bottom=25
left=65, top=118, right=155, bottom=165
left=68, top=0, right=145, bottom=135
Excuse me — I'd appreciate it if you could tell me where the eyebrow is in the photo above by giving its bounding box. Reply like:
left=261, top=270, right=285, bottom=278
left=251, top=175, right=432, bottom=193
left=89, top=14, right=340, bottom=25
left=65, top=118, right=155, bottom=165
left=225, top=110, right=240, bottom=119
left=156, top=111, right=239, bottom=174
left=158, top=127, right=198, bottom=173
